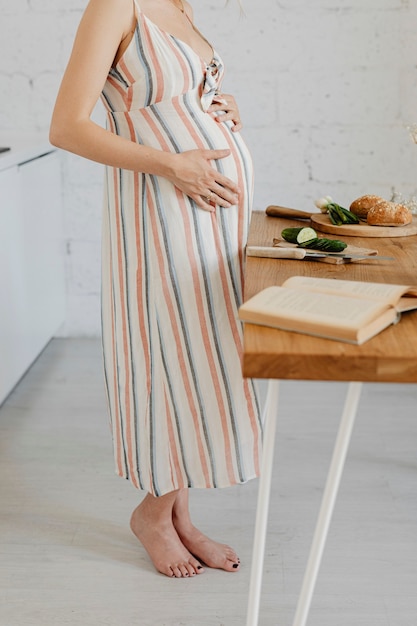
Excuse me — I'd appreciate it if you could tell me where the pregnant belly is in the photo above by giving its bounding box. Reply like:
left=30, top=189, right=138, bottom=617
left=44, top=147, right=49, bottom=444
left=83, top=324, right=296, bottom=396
left=109, top=94, right=253, bottom=186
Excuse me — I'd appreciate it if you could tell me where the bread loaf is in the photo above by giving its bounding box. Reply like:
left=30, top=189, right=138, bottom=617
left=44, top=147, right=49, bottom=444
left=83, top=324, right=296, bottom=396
left=349, top=195, right=384, bottom=218
left=367, top=200, right=412, bottom=226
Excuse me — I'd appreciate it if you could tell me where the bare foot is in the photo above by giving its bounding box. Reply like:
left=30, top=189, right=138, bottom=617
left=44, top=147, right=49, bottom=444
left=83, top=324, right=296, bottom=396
left=174, top=521, right=241, bottom=572
left=130, top=498, right=204, bottom=578
left=172, top=489, right=240, bottom=572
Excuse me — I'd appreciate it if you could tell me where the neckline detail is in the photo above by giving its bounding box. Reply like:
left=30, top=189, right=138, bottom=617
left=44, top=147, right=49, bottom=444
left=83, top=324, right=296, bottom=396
left=138, top=3, right=215, bottom=67
left=113, top=2, right=218, bottom=71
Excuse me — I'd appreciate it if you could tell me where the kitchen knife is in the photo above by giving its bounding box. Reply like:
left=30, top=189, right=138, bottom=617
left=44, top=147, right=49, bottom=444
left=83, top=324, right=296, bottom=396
left=246, top=246, right=394, bottom=261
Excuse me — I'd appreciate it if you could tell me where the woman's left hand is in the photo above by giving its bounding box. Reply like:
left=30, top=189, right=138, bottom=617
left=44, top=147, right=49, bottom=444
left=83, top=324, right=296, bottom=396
left=208, top=93, right=243, bottom=132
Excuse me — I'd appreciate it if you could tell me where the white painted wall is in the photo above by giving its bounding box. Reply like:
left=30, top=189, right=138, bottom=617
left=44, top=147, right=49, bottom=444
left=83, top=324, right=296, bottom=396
left=2, top=0, right=416, bottom=336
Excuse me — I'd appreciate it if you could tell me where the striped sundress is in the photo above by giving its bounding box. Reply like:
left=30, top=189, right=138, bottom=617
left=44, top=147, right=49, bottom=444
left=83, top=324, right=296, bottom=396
left=100, top=0, right=262, bottom=497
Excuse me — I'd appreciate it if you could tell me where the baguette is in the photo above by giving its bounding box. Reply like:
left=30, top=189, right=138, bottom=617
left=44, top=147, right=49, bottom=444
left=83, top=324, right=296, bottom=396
left=367, top=200, right=412, bottom=226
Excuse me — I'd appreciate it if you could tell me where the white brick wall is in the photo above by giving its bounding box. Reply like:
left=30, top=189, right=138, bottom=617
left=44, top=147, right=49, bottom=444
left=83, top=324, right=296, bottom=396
left=2, top=0, right=416, bottom=336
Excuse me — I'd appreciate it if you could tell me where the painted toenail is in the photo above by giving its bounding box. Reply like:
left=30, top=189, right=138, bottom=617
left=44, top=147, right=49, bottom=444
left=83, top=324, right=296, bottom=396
left=197, top=566, right=203, bottom=569
left=233, top=563, right=239, bottom=568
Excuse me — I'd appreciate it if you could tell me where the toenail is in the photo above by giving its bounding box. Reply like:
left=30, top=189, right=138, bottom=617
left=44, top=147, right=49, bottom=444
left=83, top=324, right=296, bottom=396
left=197, top=566, right=203, bottom=570
left=233, top=563, right=239, bottom=568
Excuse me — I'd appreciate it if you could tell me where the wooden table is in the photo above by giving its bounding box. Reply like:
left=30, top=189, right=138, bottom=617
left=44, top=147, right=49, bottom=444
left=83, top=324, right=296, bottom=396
left=243, top=211, right=417, bottom=626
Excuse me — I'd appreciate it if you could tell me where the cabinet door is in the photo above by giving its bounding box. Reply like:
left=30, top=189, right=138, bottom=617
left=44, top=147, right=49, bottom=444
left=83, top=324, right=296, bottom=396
left=19, top=151, right=66, bottom=359
left=0, top=166, right=27, bottom=403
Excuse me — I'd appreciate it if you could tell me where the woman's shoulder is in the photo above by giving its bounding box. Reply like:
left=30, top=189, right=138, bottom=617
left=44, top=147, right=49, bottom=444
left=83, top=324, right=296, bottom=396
left=86, top=0, right=135, bottom=20
left=85, top=0, right=136, bottom=35
left=87, top=0, right=134, bottom=11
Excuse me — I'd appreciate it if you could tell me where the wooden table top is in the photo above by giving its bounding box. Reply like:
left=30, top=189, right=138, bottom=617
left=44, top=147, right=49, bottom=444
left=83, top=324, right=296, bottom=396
left=242, top=211, right=417, bottom=382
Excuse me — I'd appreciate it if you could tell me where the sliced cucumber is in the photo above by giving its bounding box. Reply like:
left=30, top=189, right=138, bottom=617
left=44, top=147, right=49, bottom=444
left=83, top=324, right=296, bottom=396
left=299, top=238, right=319, bottom=248
left=281, top=227, right=305, bottom=244
left=299, top=237, right=347, bottom=252
left=296, top=227, right=318, bottom=244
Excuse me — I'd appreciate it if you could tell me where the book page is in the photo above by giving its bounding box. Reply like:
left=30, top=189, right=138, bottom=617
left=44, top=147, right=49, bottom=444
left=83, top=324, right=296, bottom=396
left=396, top=296, right=417, bottom=313
left=240, top=287, right=388, bottom=330
left=282, top=276, right=410, bottom=306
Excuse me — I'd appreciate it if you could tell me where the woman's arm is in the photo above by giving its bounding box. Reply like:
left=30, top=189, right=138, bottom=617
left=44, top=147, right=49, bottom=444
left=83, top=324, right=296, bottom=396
left=50, top=0, right=149, bottom=169
left=50, top=0, right=239, bottom=211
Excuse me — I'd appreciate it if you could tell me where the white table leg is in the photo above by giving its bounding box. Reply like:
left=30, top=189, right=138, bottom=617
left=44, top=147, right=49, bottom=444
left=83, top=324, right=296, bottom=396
left=246, top=379, right=280, bottom=626
left=292, top=381, right=363, bottom=626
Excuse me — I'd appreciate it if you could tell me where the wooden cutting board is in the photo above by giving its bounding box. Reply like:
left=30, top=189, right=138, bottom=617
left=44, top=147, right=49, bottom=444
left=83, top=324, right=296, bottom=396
left=311, top=213, right=417, bottom=238
left=265, top=205, right=417, bottom=238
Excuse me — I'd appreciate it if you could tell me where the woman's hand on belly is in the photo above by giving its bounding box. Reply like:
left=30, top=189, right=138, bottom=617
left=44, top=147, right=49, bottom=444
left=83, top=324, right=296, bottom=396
left=208, top=93, right=243, bottom=133
left=164, top=148, right=240, bottom=213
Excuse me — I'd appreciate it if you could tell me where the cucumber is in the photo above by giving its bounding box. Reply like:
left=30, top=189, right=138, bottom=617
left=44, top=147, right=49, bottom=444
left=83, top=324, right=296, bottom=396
left=296, top=227, right=317, bottom=244
left=281, top=227, right=304, bottom=244
left=299, top=237, right=347, bottom=252
left=281, top=227, right=317, bottom=244
left=281, top=227, right=347, bottom=252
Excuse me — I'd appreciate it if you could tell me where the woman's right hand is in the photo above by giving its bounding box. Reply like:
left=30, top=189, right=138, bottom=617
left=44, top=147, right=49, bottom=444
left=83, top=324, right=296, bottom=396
left=166, top=149, right=240, bottom=212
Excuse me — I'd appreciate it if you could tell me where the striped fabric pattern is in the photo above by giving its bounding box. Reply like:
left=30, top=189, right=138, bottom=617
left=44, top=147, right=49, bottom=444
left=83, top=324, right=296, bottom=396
left=100, top=1, right=262, bottom=496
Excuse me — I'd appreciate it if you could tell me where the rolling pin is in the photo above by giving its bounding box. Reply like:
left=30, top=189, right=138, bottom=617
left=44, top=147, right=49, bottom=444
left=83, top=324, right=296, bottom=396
left=265, top=205, right=317, bottom=219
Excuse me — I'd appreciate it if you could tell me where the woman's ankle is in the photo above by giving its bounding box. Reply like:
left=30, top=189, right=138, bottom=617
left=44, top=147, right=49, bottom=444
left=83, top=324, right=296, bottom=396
left=135, top=490, right=180, bottom=524
left=172, top=490, right=194, bottom=532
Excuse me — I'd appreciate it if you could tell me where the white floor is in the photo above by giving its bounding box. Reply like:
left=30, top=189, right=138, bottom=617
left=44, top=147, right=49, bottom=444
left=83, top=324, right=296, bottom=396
left=0, top=338, right=416, bottom=626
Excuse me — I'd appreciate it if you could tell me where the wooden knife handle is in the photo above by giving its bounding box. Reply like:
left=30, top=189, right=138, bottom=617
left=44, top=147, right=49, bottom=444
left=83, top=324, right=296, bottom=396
left=246, top=246, right=306, bottom=259
left=265, top=205, right=314, bottom=219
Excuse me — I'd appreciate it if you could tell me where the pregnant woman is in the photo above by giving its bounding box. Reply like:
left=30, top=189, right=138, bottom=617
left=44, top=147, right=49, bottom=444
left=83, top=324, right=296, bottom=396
left=50, top=0, right=262, bottom=578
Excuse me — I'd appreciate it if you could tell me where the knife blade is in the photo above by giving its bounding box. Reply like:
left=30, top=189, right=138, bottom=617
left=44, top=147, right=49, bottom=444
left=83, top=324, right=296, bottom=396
left=246, top=246, right=394, bottom=261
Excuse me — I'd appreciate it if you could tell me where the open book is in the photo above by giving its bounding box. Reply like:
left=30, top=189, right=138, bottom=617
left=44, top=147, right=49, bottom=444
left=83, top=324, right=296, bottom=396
left=238, top=276, right=417, bottom=345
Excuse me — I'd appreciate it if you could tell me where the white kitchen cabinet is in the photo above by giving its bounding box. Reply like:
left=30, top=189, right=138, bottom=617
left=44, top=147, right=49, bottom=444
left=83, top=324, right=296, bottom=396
left=0, top=140, right=66, bottom=405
